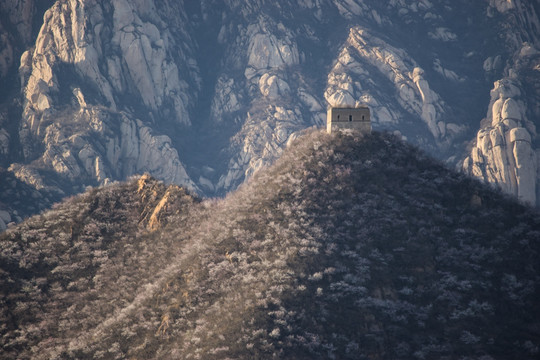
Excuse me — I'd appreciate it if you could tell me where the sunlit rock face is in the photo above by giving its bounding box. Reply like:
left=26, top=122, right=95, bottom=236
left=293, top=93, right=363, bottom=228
left=463, top=77, right=538, bottom=206
left=0, top=0, right=540, bottom=217
left=16, top=0, right=199, bottom=193
left=324, top=27, right=458, bottom=143
left=0, top=0, right=56, bottom=169
left=462, top=1, right=540, bottom=206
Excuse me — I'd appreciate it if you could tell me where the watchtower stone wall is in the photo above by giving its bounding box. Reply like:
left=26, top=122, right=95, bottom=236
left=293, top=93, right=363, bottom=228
left=327, top=106, right=371, bottom=134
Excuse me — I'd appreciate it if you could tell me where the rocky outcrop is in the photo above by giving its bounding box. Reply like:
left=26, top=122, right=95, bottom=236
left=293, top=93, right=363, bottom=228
left=217, top=105, right=307, bottom=191
left=463, top=0, right=540, bottom=206
left=0, top=0, right=56, bottom=168
left=324, top=27, right=464, bottom=144
left=136, top=174, right=197, bottom=230
left=15, top=106, right=196, bottom=192
left=463, top=79, right=538, bottom=205
left=14, top=0, right=199, bottom=195
left=463, top=48, right=540, bottom=206
left=0, top=0, right=36, bottom=78
left=212, top=11, right=324, bottom=192
left=21, top=0, right=197, bottom=125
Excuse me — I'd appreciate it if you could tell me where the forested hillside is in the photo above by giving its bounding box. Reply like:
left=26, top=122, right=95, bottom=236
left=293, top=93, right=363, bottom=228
left=1, top=130, right=539, bottom=359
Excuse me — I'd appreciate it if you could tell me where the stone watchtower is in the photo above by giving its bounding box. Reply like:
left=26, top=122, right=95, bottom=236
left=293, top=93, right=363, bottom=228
left=327, top=106, right=371, bottom=134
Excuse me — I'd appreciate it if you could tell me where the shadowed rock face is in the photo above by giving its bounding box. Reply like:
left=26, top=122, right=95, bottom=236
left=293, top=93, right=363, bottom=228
left=0, top=0, right=540, bottom=224
left=0, top=0, right=40, bottom=78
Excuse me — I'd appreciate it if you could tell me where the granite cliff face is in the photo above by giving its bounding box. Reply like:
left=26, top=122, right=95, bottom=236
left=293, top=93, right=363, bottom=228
left=462, top=75, right=538, bottom=205
left=16, top=0, right=197, bottom=192
left=1, top=0, right=540, bottom=223
left=462, top=1, right=540, bottom=205
left=0, top=0, right=55, bottom=166
left=0, top=0, right=40, bottom=79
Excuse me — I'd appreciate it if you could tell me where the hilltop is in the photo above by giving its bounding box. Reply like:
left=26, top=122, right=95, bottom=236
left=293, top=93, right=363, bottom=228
left=1, top=130, right=539, bottom=359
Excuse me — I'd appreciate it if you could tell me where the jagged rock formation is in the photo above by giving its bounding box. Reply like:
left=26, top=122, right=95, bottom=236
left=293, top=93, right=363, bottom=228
left=0, top=0, right=56, bottom=168
left=462, top=75, right=538, bottom=205
left=15, top=0, right=198, bottom=194
left=135, top=173, right=198, bottom=231
left=324, top=27, right=461, bottom=144
left=462, top=1, right=540, bottom=205
left=1, top=0, right=540, bottom=220
left=0, top=0, right=37, bottom=78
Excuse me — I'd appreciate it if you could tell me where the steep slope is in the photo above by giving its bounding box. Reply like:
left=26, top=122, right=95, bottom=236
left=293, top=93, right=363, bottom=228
left=16, top=0, right=199, bottom=189
left=1, top=0, right=540, bottom=225
left=0, top=0, right=56, bottom=169
left=0, top=174, right=199, bottom=359
left=1, top=130, right=539, bottom=359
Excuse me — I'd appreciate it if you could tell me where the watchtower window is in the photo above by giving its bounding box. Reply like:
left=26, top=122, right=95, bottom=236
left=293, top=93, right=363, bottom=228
left=337, top=115, right=340, bottom=121
left=362, top=115, right=365, bottom=120
left=349, top=115, right=352, bottom=122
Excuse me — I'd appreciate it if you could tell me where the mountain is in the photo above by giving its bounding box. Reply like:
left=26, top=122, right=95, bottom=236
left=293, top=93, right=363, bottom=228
left=1, top=130, right=539, bottom=359
left=0, top=0, right=539, bottom=225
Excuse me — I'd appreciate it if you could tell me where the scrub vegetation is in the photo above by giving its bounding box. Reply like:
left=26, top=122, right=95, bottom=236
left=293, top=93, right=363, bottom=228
left=1, top=130, right=539, bottom=359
